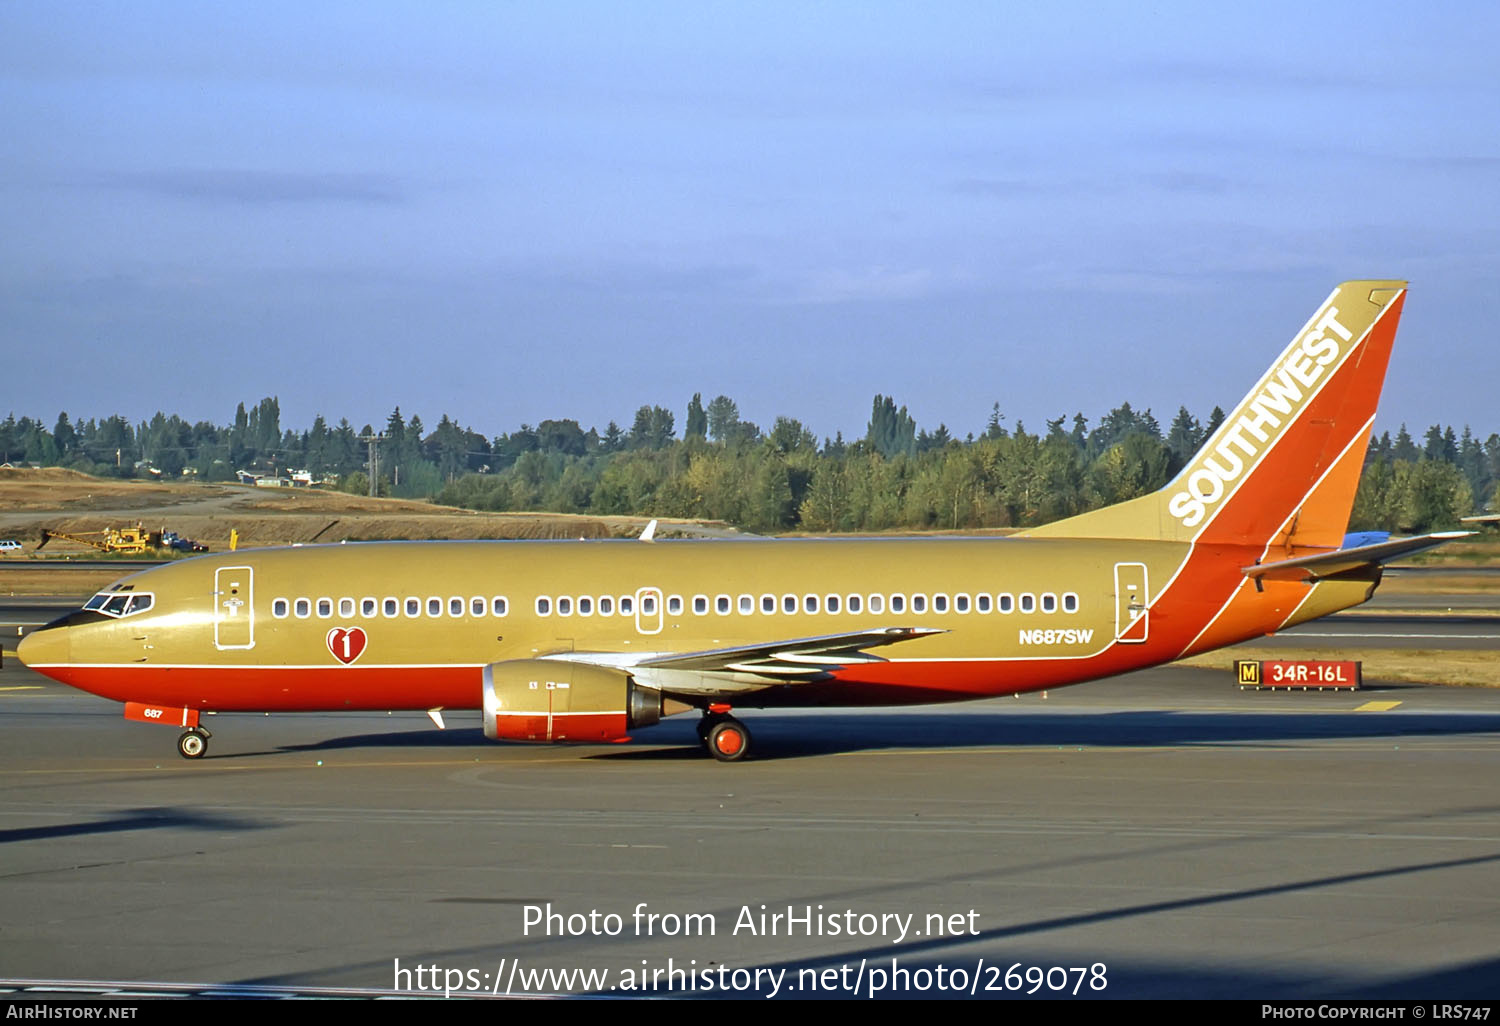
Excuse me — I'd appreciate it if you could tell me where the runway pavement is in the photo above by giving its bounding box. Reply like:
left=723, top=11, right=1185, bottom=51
left=2, top=649, right=1499, bottom=999
left=1277, top=613, right=1500, bottom=650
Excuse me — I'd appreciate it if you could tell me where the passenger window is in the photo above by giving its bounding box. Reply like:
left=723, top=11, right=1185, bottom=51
left=295, top=598, right=312, bottom=618
left=492, top=596, right=509, bottom=617
left=316, top=598, right=333, bottom=618
left=847, top=594, right=862, bottom=614
left=667, top=595, right=683, bottom=615
left=739, top=595, right=753, bottom=614
left=339, top=598, right=355, bottom=617
left=825, top=594, right=840, bottom=614
left=427, top=597, right=442, bottom=617
left=406, top=597, right=421, bottom=617
left=536, top=597, right=552, bottom=616
left=977, top=594, right=992, bottom=613
left=804, top=594, right=819, bottom=614
left=954, top=594, right=969, bottom=613
left=912, top=594, right=927, bottom=614
left=450, top=597, right=464, bottom=617
left=716, top=595, right=731, bottom=614
left=890, top=594, right=906, bottom=614
left=362, top=598, right=378, bottom=617
left=558, top=596, right=573, bottom=616
left=641, top=595, right=656, bottom=615
left=693, top=595, right=708, bottom=615
left=273, top=598, right=290, bottom=618
left=1063, top=592, right=1079, bottom=613
left=620, top=596, right=634, bottom=615
left=998, top=594, right=1013, bottom=613
left=384, top=597, right=399, bottom=617
left=597, top=596, right=612, bottom=616
left=471, top=597, right=485, bottom=616
left=782, top=594, right=796, bottom=614
left=868, top=594, right=884, bottom=614
left=1020, top=593, right=1036, bottom=613
left=761, top=594, right=776, bottom=614
left=579, top=596, right=593, bottom=616
left=1041, top=593, right=1057, bottom=613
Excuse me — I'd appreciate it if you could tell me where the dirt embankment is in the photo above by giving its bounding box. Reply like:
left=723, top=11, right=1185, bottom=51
left=0, top=468, right=724, bottom=552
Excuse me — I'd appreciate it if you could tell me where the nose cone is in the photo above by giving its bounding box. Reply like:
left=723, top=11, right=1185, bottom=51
left=17, top=624, right=70, bottom=669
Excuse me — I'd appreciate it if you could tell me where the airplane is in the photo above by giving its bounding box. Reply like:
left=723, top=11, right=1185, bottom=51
left=18, top=280, right=1468, bottom=762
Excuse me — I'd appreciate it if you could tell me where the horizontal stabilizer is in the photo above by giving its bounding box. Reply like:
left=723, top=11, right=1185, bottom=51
left=1243, top=532, right=1471, bottom=583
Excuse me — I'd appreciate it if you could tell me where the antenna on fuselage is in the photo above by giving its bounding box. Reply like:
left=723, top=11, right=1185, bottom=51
left=639, top=519, right=658, bottom=542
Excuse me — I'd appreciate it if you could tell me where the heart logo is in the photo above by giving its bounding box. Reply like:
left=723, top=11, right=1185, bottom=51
left=326, top=626, right=367, bottom=665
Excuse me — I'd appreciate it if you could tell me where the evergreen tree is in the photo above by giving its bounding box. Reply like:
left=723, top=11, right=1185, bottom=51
left=433, top=415, right=467, bottom=482
left=685, top=393, right=707, bottom=440
left=1165, top=406, right=1202, bottom=465
left=866, top=395, right=916, bottom=459
left=1458, top=426, right=1487, bottom=501
left=984, top=403, right=1008, bottom=440
left=230, top=402, right=249, bottom=465
left=1393, top=424, right=1420, bottom=462
left=706, top=395, right=740, bottom=443
left=601, top=421, right=624, bottom=453
left=1423, top=424, right=1450, bottom=462
left=629, top=406, right=675, bottom=450
left=53, top=413, right=77, bottom=460
left=1198, top=406, right=1223, bottom=443
left=306, top=415, right=331, bottom=476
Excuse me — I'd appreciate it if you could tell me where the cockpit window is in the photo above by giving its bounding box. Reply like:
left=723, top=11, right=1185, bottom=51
left=85, top=591, right=154, bottom=618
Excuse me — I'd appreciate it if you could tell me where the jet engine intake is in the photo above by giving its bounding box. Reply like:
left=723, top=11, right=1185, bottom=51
left=482, top=659, right=661, bottom=743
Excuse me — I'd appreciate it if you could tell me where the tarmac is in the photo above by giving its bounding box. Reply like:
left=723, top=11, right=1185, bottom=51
left=2, top=642, right=1499, bottom=999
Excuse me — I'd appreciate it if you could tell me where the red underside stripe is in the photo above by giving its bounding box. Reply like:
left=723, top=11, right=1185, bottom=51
left=43, top=658, right=1116, bottom=711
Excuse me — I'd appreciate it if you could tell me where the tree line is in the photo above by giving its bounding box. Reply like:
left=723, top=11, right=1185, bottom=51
left=3, top=393, right=1496, bottom=535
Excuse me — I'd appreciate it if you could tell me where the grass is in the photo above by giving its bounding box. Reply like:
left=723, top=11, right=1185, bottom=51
left=1378, top=572, right=1500, bottom=596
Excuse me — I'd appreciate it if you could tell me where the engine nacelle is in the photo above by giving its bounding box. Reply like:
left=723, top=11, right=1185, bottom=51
left=482, top=659, right=662, bottom=743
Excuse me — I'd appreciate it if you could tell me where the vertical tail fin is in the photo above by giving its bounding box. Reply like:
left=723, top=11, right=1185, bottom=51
left=1027, top=280, right=1407, bottom=548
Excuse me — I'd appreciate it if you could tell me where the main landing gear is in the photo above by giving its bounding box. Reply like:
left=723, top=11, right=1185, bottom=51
left=177, top=727, right=212, bottom=760
left=697, top=706, right=751, bottom=762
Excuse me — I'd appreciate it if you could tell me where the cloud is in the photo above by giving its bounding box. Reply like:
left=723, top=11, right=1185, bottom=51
left=795, top=266, right=939, bottom=304
left=82, top=169, right=406, bottom=205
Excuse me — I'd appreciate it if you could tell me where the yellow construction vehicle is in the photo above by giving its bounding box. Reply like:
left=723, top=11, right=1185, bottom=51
left=35, top=524, right=207, bottom=555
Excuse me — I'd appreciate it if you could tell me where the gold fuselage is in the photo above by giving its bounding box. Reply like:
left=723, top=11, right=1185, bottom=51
left=18, top=536, right=1372, bottom=713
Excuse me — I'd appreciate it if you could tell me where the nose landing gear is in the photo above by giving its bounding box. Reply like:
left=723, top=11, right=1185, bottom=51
left=176, top=727, right=212, bottom=760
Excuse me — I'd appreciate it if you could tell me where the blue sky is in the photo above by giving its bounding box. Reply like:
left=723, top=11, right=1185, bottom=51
left=3, top=1, right=1496, bottom=443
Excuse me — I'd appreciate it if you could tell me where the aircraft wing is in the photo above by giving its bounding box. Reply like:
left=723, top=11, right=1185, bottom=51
left=1242, top=531, right=1472, bottom=583
left=546, top=627, right=946, bottom=695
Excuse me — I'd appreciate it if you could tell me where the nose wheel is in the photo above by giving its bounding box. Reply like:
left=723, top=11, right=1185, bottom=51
left=177, top=727, right=211, bottom=760
left=698, top=712, right=751, bottom=762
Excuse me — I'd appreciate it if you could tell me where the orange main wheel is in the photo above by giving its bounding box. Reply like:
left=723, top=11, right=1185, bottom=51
left=706, top=719, right=750, bottom=762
